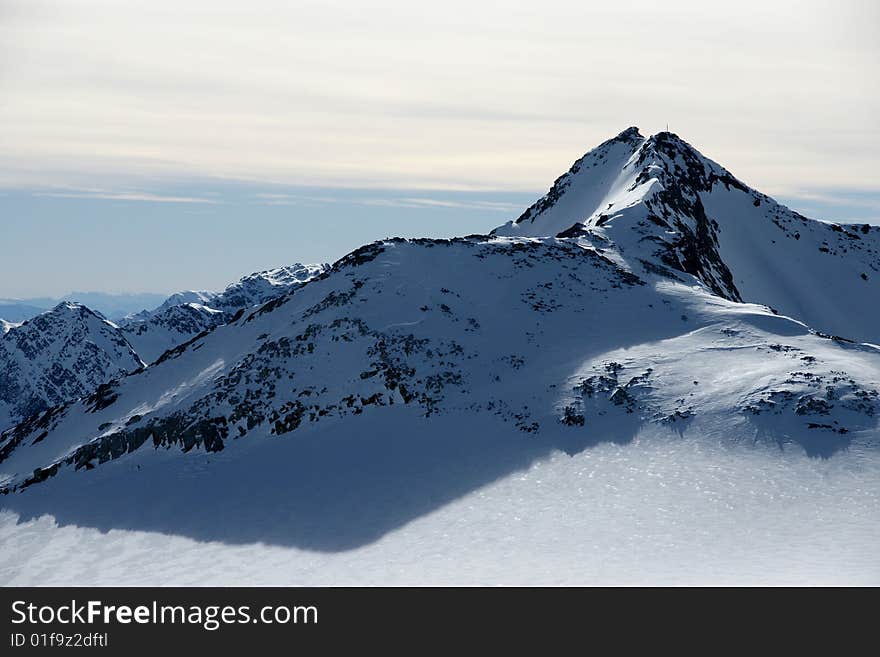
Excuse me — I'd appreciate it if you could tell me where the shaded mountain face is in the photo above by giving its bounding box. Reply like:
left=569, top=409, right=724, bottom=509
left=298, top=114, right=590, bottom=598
left=120, top=264, right=328, bottom=363
left=0, top=303, right=143, bottom=431
left=1, top=129, right=878, bottom=516
left=494, top=128, right=880, bottom=344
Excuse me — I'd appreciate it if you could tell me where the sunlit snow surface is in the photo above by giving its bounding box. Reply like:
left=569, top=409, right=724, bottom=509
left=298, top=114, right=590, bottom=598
left=1, top=413, right=877, bottom=586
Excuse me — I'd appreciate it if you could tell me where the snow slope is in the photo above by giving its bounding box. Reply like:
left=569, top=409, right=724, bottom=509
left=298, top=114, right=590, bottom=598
left=1, top=129, right=878, bottom=585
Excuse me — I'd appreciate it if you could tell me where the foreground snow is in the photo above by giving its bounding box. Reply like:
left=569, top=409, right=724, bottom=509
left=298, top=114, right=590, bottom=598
left=1, top=415, right=877, bottom=585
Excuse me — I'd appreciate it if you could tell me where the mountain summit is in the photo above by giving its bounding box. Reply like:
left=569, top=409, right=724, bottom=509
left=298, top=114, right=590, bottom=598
left=495, top=128, right=880, bottom=343
left=0, top=302, right=143, bottom=431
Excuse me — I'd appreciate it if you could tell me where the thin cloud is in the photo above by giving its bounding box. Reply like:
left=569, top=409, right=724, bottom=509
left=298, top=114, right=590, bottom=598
left=251, top=193, right=343, bottom=206
left=360, top=197, right=521, bottom=212
left=786, top=190, right=880, bottom=209
left=252, top=193, right=522, bottom=212
left=34, top=191, right=220, bottom=204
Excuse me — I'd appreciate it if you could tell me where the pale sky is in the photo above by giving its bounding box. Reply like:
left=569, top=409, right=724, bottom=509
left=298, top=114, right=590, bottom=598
left=1, top=0, right=878, bottom=296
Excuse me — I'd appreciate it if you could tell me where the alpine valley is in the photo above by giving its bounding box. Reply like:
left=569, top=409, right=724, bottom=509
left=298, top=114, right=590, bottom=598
left=1, top=129, right=878, bottom=585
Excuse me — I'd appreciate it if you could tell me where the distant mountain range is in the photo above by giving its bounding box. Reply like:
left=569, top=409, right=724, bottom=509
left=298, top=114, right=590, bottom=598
left=0, top=292, right=169, bottom=323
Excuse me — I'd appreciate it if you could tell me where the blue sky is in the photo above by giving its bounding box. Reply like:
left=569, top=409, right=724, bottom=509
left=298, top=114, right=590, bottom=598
left=3, top=181, right=877, bottom=298
left=0, top=183, right=537, bottom=296
left=1, top=0, right=877, bottom=297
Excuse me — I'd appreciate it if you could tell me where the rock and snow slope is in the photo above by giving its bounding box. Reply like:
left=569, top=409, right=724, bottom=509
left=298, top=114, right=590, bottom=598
left=120, top=264, right=327, bottom=363
left=0, top=303, right=143, bottom=432
left=1, top=129, right=878, bottom=585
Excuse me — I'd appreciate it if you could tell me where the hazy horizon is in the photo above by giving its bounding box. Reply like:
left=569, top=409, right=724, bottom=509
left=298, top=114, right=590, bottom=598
left=2, top=173, right=879, bottom=298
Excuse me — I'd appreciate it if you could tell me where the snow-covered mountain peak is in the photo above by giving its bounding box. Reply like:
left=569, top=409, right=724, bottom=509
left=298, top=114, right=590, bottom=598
left=31, top=301, right=116, bottom=332
left=48, top=300, right=91, bottom=316
left=634, top=130, right=746, bottom=199
left=146, top=291, right=219, bottom=317
left=216, top=263, right=328, bottom=312
left=236, top=263, right=325, bottom=288
left=495, top=127, right=648, bottom=239
left=494, top=128, right=880, bottom=343
left=615, top=125, right=644, bottom=141
left=493, top=128, right=738, bottom=241
left=0, top=301, right=143, bottom=431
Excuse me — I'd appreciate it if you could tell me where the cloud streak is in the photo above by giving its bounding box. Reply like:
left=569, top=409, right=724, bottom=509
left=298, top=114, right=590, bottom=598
left=33, top=191, right=220, bottom=204
left=251, top=192, right=521, bottom=212
left=783, top=190, right=880, bottom=209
